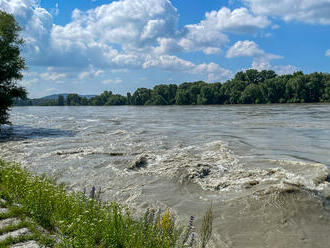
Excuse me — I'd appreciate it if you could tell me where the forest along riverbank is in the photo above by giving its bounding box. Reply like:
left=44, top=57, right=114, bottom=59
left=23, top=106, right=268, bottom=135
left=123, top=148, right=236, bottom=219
left=1, top=104, right=330, bottom=247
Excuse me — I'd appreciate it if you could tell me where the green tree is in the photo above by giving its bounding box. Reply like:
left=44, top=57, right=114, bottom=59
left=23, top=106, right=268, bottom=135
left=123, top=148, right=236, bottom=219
left=131, top=88, right=152, bottom=105
left=57, top=95, right=64, bottom=106
left=240, top=84, right=263, bottom=104
left=81, top=97, right=89, bottom=105
left=90, top=91, right=113, bottom=106
left=321, top=81, right=330, bottom=102
left=259, top=77, right=286, bottom=103
left=259, top=70, right=277, bottom=82
left=66, top=94, right=82, bottom=106
left=126, top=92, right=132, bottom=105
left=199, top=85, right=217, bottom=104
left=0, top=11, right=26, bottom=125
left=245, top=69, right=261, bottom=84
left=222, top=79, right=248, bottom=104
left=305, top=72, right=324, bottom=102
left=285, top=74, right=307, bottom=103
left=105, top=94, right=126, bottom=105
left=175, top=89, right=190, bottom=105
left=151, top=85, right=170, bottom=105
left=175, top=81, right=206, bottom=105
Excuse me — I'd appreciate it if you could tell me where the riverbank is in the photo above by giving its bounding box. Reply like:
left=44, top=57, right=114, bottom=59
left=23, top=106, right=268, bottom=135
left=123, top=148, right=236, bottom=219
left=0, top=197, right=54, bottom=247
left=0, top=159, right=210, bottom=248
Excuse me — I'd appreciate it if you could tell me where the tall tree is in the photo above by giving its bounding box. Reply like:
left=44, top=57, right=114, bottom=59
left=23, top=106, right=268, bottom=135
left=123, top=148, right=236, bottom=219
left=0, top=11, right=26, bottom=126
left=57, top=95, right=64, bottom=106
left=131, top=88, right=152, bottom=105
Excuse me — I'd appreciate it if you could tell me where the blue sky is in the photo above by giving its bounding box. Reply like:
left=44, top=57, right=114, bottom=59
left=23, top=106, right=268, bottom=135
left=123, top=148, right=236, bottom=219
left=1, top=0, right=330, bottom=98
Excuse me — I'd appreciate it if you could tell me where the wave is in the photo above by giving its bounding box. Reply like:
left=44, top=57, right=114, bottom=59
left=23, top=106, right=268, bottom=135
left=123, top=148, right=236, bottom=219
left=127, top=141, right=330, bottom=195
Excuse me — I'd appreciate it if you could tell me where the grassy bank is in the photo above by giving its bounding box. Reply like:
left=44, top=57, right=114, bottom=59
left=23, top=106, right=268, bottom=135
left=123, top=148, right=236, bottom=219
left=0, top=160, right=211, bottom=247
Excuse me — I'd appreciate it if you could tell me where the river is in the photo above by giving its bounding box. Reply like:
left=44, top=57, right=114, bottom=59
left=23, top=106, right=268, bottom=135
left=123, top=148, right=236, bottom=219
left=1, top=104, right=330, bottom=247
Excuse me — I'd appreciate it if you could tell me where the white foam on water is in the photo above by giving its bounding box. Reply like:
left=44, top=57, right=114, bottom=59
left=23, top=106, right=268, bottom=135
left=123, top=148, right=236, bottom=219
left=127, top=140, right=330, bottom=195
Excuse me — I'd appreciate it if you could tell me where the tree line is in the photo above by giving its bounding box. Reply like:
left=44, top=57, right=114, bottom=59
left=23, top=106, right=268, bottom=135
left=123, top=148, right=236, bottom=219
left=15, top=69, right=330, bottom=107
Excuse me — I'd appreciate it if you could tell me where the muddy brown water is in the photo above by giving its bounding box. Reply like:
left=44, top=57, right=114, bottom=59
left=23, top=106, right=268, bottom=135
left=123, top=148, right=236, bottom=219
left=1, top=104, right=330, bottom=247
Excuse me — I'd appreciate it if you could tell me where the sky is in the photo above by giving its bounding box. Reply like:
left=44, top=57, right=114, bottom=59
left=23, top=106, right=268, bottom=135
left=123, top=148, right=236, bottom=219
left=1, top=0, right=330, bottom=98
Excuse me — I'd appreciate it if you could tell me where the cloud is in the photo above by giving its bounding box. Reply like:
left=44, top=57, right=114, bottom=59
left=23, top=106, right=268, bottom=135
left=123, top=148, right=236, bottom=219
left=251, top=61, right=298, bottom=75
left=74, top=0, right=178, bottom=49
left=78, top=72, right=91, bottom=80
left=0, top=0, right=53, bottom=63
left=1, top=0, right=238, bottom=82
left=39, top=67, right=67, bottom=81
left=153, top=38, right=181, bottom=54
left=274, top=65, right=299, bottom=75
left=226, top=40, right=297, bottom=75
left=78, top=67, right=105, bottom=80
left=178, top=24, right=229, bottom=54
left=226, top=40, right=282, bottom=60
left=198, top=7, right=270, bottom=33
left=3, top=0, right=293, bottom=86
left=0, top=0, right=179, bottom=68
left=326, top=49, right=330, bottom=56
left=143, top=55, right=233, bottom=81
left=193, top=63, right=234, bottom=82
left=102, top=78, right=123, bottom=85
left=1, top=0, right=269, bottom=67
left=243, top=0, right=330, bottom=25
left=159, top=7, right=270, bottom=55
left=94, top=70, right=104, bottom=76
left=143, top=55, right=194, bottom=71
left=40, top=72, right=67, bottom=81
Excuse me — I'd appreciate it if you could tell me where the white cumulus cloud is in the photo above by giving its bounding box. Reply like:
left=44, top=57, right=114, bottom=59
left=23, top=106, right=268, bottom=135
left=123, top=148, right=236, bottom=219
left=226, top=40, right=282, bottom=60
left=199, top=7, right=270, bottom=33
left=178, top=24, right=229, bottom=54
left=3, top=0, right=291, bottom=85
left=0, top=0, right=53, bottom=62
left=0, top=0, right=180, bottom=68
left=226, top=40, right=297, bottom=75
left=0, top=0, right=238, bottom=82
left=160, top=6, right=270, bottom=55
left=244, top=0, right=330, bottom=24
left=143, top=55, right=232, bottom=81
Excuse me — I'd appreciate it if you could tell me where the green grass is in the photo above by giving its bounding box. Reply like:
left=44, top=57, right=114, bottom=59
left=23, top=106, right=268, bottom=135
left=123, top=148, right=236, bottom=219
left=0, top=159, right=205, bottom=248
left=0, top=233, right=38, bottom=248
left=0, top=192, right=56, bottom=248
left=0, top=220, right=28, bottom=236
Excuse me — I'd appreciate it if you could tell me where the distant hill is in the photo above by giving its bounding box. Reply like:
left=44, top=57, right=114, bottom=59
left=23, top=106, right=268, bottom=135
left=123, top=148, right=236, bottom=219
left=14, top=93, right=97, bottom=106
left=41, top=94, right=97, bottom=100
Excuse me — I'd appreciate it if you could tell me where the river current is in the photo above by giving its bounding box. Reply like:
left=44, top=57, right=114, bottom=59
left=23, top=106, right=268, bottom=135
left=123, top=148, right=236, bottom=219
left=1, top=104, right=330, bottom=247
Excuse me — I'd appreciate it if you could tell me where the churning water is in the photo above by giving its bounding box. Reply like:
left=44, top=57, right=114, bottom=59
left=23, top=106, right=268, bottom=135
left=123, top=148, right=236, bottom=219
left=1, top=104, right=330, bottom=247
